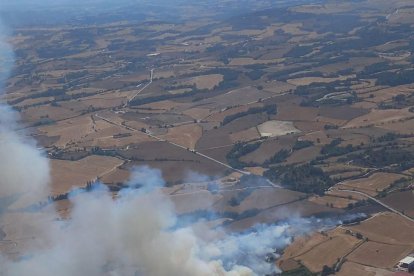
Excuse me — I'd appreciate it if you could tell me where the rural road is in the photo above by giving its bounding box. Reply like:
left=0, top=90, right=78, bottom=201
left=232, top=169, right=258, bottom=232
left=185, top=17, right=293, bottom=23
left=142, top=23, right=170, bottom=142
left=94, top=68, right=298, bottom=183
left=123, top=68, right=154, bottom=107
left=337, top=188, right=414, bottom=224
left=169, top=185, right=277, bottom=197
left=94, top=112, right=251, bottom=175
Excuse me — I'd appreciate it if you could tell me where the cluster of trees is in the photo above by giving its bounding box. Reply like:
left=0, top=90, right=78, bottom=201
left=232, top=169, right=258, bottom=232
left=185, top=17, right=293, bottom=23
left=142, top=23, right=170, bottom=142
left=129, top=87, right=207, bottom=106
left=222, top=104, right=277, bottom=125
left=36, top=46, right=80, bottom=59
left=347, top=147, right=414, bottom=170
left=293, top=140, right=314, bottom=150
left=57, top=70, right=88, bottom=83
left=263, top=149, right=290, bottom=165
left=374, top=132, right=409, bottom=143
left=320, top=138, right=355, bottom=157
left=245, top=69, right=266, bottom=80
left=91, top=147, right=117, bottom=157
left=226, top=141, right=261, bottom=169
left=264, top=164, right=333, bottom=195
left=284, top=45, right=314, bottom=58
left=376, top=69, right=414, bottom=86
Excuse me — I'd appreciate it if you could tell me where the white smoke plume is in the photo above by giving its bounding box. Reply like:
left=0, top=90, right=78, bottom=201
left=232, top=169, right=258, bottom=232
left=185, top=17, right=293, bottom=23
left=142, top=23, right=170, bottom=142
left=0, top=167, right=279, bottom=276
left=0, top=165, right=361, bottom=276
left=0, top=19, right=50, bottom=207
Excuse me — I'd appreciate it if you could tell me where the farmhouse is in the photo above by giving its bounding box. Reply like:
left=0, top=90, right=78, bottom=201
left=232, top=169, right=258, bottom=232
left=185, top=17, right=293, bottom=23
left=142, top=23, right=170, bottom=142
left=396, top=255, right=414, bottom=272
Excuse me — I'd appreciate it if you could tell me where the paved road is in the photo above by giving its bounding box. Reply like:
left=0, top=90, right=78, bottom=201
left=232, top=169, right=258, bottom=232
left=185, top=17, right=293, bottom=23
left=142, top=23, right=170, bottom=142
left=337, top=188, right=414, bottom=223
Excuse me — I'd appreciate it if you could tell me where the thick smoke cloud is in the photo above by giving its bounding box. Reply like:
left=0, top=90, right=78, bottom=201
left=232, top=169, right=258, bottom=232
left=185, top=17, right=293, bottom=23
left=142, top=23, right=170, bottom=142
left=0, top=107, right=50, bottom=203
left=0, top=167, right=282, bottom=276
left=0, top=24, right=49, bottom=207
left=0, top=166, right=360, bottom=276
left=0, top=19, right=50, bottom=206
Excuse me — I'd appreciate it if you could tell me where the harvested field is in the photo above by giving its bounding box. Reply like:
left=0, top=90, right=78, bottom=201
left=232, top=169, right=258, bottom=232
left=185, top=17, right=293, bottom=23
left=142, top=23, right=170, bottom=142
left=198, top=145, right=233, bottom=164
left=170, top=191, right=221, bottom=214
left=257, top=120, right=301, bottom=137
left=344, top=108, right=414, bottom=129
left=139, top=100, right=189, bottom=111
left=293, top=121, right=326, bottom=132
left=197, top=113, right=270, bottom=150
left=195, top=86, right=272, bottom=110
left=241, top=136, right=296, bottom=164
left=182, top=107, right=211, bottom=121
left=345, top=212, right=414, bottom=245
left=119, top=141, right=228, bottom=184
left=379, top=118, right=414, bottom=135
left=50, top=155, right=124, bottom=195
left=122, top=112, right=194, bottom=126
left=184, top=74, right=223, bottom=90
left=100, top=168, right=131, bottom=185
left=215, top=187, right=303, bottom=214
left=160, top=124, right=203, bottom=149
left=296, top=233, right=361, bottom=273
left=340, top=172, right=403, bottom=196
left=347, top=241, right=412, bottom=269
left=37, top=115, right=95, bottom=148
left=244, top=167, right=266, bottom=175
left=318, top=106, right=369, bottom=121
left=0, top=211, right=56, bottom=255
left=336, top=261, right=394, bottom=276
left=229, top=57, right=283, bottom=66
left=382, top=191, right=414, bottom=218
left=80, top=131, right=152, bottom=149
left=285, top=146, right=321, bottom=164
left=274, top=97, right=319, bottom=122
left=309, top=195, right=357, bottom=209
left=229, top=127, right=261, bottom=143
left=327, top=189, right=368, bottom=201
left=363, top=85, right=414, bottom=104
left=280, top=232, right=329, bottom=262
left=33, top=134, right=60, bottom=148
left=21, top=105, right=81, bottom=123
left=313, top=57, right=383, bottom=74
left=125, top=160, right=226, bottom=185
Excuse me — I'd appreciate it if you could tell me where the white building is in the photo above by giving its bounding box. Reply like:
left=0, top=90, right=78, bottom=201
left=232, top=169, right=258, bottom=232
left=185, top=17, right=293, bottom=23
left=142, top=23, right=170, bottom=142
left=396, top=256, right=414, bottom=272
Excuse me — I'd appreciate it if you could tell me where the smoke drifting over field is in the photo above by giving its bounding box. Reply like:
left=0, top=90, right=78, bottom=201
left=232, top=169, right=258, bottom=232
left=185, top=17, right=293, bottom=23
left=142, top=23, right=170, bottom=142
left=0, top=166, right=324, bottom=276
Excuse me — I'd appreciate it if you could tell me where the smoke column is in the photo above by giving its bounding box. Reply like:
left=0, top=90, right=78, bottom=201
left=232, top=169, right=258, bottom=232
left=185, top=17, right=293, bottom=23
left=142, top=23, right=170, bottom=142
left=0, top=19, right=50, bottom=208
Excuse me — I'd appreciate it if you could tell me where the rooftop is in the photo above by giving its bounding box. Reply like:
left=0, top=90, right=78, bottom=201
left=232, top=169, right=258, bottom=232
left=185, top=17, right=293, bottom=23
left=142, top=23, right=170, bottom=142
left=399, top=256, right=414, bottom=264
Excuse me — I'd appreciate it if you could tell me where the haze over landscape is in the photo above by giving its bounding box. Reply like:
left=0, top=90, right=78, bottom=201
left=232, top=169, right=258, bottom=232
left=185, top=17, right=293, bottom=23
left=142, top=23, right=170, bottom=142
left=0, top=0, right=414, bottom=275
